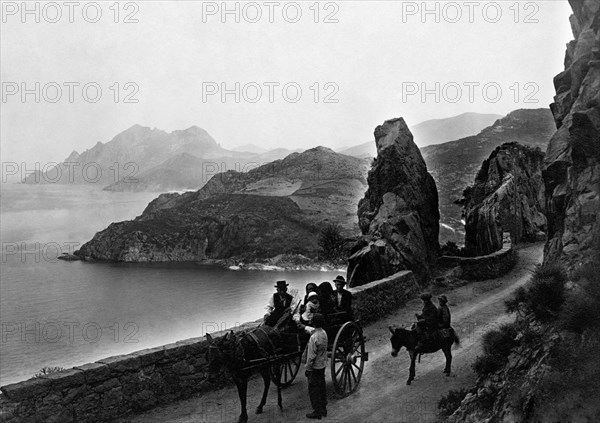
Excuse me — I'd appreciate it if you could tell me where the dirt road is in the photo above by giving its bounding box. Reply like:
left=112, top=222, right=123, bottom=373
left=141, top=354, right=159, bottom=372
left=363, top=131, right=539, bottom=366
left=120, top=243, right=544, bottom=423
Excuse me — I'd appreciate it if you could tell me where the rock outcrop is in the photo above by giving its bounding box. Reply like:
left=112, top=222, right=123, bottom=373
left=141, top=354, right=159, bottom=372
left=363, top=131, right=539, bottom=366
left=347, top=118, right=440, bottom=286
left=464, top=143, right=546, bottom=256
left=543, top=0, right=600, bottom=266
left=421, top=109, right=556, bottom=244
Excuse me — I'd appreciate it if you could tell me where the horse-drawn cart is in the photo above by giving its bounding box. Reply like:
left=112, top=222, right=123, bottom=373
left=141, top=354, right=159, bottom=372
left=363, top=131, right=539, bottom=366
left=271, top=314, right=368, bottom=397
left=206, top=312, right=368, bottom=422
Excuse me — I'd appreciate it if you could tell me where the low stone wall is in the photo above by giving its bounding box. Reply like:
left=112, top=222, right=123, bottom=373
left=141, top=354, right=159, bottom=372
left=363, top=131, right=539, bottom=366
left=439, top=235, right=517, bottom=280
left=349, top=270, right=420, bottom=324
left=0, top=271, right=417, bottom=422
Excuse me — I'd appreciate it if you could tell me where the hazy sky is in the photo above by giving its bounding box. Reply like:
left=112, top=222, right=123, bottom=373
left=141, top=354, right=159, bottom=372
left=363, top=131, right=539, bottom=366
left=1, top=0, right=573, bottom=166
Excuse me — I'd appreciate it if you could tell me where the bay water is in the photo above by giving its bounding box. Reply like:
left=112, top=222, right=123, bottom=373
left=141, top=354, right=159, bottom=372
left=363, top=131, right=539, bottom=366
left=0, top=184, right=338, bottom=385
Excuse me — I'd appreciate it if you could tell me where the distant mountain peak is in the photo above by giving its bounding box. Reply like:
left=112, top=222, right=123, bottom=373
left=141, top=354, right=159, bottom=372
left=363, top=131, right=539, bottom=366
left=304, top=146, right=336, bottom=154
left=232, top=144, right=268, bottom=154
left=182, top=125, right=208, bottom=134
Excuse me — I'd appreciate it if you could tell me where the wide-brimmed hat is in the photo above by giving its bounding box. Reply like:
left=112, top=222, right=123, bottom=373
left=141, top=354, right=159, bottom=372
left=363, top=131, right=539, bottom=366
left=333, top=275, right=347, bottom=285
left=420, top=292, right=432, bottom=300
left=312, top=313, right=325, bottom=328
left=275, top=280, right=288, bottom=289
left=307, top=291, right=319, bottom=300
left=438, top=295, right=448, bottom=303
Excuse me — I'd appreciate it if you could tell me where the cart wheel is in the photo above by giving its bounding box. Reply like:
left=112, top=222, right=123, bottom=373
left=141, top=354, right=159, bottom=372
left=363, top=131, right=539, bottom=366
left=331, top=321, right=366, bottom=397
left=271, top=354, right=301, bottom=387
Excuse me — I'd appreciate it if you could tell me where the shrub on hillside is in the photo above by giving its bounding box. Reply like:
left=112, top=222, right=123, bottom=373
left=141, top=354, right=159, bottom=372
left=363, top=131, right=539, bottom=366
left=473, top=323, right=519, bottom=377
left=438, top=388, right=471, bottom=419
left=318, top=223, right=346, bottom=262
left=441, top=241, right=463, bottom=257
left=559, top=259, right=600, bottom=333
left=504, top=263, right=567, bottom=322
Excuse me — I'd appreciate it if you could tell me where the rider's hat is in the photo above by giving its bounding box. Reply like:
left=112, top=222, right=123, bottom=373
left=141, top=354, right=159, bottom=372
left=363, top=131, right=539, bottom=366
left=333, top=275, right=347, bottom=285
left=275, top=280, right=288, bottom=289
left=420, top=292, right=432, bottom=300
left=307, top=291, right=319, bottom=300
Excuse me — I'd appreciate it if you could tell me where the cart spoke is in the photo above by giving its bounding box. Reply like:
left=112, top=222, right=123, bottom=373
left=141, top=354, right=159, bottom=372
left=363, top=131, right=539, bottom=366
left=335, top=362, right=344, bottom=377
left=346, top=368, right=353, bottom=392
left=349, top=363, right=358, bottom=385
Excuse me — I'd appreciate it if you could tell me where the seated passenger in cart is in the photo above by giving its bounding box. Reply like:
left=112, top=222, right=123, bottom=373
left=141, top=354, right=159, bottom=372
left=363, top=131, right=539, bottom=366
left=293, top=291, right=320, bottom=327
left=264, top=280, right=295, bottom=327
left=333, top=275, right=354, bottom=321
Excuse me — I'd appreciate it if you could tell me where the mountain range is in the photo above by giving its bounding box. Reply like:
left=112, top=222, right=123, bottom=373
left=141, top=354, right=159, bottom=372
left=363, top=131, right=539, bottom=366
left=22, top=125, right=299, bottom=192
left=23, top=112, right=501, bottom=193
left=337, top=112, right=502, bottom=158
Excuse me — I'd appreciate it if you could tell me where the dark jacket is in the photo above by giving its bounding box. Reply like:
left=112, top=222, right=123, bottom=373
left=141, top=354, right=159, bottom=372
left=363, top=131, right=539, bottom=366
left=318, top=282, right=337, bottom=316
left=273, top=293, right=293, bottom=314
left=265, top=292, right=294, bottom=327
left=438, top=304, right=451, bottom=328
left=417, top=301, right=438, bottom=330
left=334, top=289, right=353, bottom=317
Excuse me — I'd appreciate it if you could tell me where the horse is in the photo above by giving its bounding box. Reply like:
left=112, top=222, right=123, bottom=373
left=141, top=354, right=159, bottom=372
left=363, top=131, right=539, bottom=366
left=205, top=326, right=283, bottom=423
left=388, top=325, right=460, bottom=385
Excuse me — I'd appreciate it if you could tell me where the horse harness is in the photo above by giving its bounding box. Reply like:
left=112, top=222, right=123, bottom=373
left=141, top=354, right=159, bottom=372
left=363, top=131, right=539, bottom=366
left=222, top=327, right=278, bottom=367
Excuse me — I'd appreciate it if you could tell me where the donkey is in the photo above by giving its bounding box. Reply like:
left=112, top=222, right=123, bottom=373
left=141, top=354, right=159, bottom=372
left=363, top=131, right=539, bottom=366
left=389, top=325, right=460, bottom=385
left=205, top=326, right=283, bottom=423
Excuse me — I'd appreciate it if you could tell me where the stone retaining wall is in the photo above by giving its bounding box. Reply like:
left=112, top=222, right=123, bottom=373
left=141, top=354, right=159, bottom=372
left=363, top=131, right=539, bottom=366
left=0, top=271, right=417, bottom=422
left=439, top=234, right=517, bottom=280
left=349, top=270, right=420, bottom=324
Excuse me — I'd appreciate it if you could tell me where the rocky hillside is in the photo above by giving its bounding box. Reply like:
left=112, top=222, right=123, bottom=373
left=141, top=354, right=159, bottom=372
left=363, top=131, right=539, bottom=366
left=346, top=117, right=439, bottom=286
left=76, top=194, right=319, bottom=262
left=76, top=147, right=369, bottom=262
left=543, top=0, right=600, bottom=266
left=421, top=109, right=556, bottom=244
left=463, top=143, right=546, bottom=256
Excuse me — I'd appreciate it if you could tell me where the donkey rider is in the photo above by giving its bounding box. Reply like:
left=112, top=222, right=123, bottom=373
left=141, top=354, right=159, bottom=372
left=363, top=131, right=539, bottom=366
left=415, top=292, right=439, bottom=352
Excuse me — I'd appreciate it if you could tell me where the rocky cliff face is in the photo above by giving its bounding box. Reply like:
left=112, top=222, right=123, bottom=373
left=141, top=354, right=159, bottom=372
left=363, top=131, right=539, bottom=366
left=347, top=118, right=440, bottom=286
left=421, top=109, right=556, bottom=244
left=464, top=143, right=546, bottom=256
left=544, top=0, right=600, bottom=266
left=77, top=194, right=319, bottom=262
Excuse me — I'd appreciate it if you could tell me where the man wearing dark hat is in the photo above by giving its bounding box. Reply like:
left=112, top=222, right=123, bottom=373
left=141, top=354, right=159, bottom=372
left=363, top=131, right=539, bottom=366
left=437, top=295, right=451, bottom=329
left=264, top=280, right=294, bottom=327
left=415, top=292, right=438, bottom=352
left=333, top=275, right=353, bottom=320
left=305, top=313, right=328, bottom=419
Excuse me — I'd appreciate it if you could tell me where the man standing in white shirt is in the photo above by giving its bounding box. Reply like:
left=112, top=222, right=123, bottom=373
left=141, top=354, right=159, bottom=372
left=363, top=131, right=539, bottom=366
left=305, top=313, right=328, bottom=419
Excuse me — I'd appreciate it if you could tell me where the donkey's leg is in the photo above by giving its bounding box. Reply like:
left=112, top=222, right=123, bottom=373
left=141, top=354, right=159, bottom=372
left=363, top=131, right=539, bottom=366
left=407, top=350, right=416, bottom=385
left=234, top=377, right=249, bottom=423
left=443, top=345, right=452, bottom=375
left=276, top=369, right=283, bottom=410
left=256, top=368, right=271, bottom=414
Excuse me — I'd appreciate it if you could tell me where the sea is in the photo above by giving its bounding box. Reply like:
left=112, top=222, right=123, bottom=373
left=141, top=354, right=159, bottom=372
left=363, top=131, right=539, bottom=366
left=0, top=184, right=339, bottom=386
